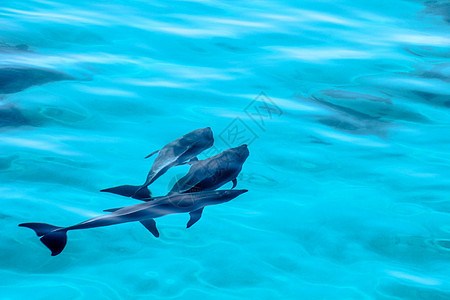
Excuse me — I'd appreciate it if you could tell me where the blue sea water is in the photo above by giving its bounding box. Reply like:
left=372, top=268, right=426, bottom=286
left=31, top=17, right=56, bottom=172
left=1, top=0, right=450, bottom=299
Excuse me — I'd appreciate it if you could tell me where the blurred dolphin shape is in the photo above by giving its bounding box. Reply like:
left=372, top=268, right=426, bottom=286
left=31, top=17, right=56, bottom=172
left=423, top=1, right=450, bottom=24
left=0, top=43, right=30, bottom=53
left=0, top=104, right=30, bottom=128
left=0, top=67, right=74, bottom=94
left=307, top=96, right=390, bottom=138
left=314, top=89, right=429, bottom=123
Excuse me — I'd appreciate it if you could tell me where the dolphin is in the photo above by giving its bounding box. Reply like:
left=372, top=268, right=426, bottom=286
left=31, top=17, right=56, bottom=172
left=19, top=189, right=247, bottom=256
left=308, top=96, right=389, bottom=138
left=0, top=43, right=30, bottom=53
left=0, top=67, right=73, bottom=94
left=169, top=144, right=249, bottom=195
left=113, top=144, right=249, bottom=201
left=101, top=127, right=214, bottom=199
left=0, top=104, right=30, bottom=128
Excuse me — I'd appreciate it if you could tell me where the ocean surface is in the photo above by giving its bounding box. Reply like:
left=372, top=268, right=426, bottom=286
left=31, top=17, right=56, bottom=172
left=1, top=0, right=450, bottom=299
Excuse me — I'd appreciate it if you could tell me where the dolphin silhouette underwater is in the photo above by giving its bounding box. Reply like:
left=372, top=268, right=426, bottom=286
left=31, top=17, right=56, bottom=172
left=19, top=189, right=247, bottom=256
left=101, top=127, right=214, bottom=199
left=169, top=144, right=249, bottom=194
left=0, top=104, right=30, bottom=128
left=0, top=67, right=73, bottom=94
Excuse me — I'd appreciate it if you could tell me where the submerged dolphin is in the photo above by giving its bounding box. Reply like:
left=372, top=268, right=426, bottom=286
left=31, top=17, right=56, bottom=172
left=0, top=67, right=73, bottom=94
left=169, top=144, right=249, bottom=195
left=116, top=144, right=249, bottom=201
left=101, top=127, right=214, bottom=199
left=0, top=105, right=30, bottom=128
left=19, top=189, right=247, bottom=256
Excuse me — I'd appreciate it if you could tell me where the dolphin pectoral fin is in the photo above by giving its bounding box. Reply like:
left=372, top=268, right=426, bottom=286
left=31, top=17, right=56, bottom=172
left=189, top=157, right=199, bottom=162
left=140, top=219, right=159, bottom=237
left=231, top=178, right=237, bottom=189
left=144, top=150, right=159, bottom=159
left=187, top=208, right=204, bottom=228
left=103, top=207, right=124, bottom=212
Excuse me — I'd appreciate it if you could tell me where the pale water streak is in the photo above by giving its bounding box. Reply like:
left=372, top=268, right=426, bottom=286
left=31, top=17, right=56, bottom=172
left=1, top=0, right=450, bottom=299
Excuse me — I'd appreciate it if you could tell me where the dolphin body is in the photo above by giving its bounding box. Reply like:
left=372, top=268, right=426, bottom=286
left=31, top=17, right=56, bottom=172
left=309, top=96, right=389, bottom=138
left=101, top=127, right=214, bottom=199
left=0, top=67, right=73, bottom=94
left=169, top=144, right=249, bottom=195
left=0, top=105, right=30, bottom=128
left=19, top=189, right=247, bottom=256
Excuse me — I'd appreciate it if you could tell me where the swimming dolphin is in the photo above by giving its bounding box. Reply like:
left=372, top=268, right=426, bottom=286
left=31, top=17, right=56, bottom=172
left=0, top=67, right=73, bottom=94
left=169, top=144, right=249, bottom=194
left=308, top=96, right=389, bottom=138
left=19, top=189, right=247, bottom=256
left=101, top=127, right=214, bottom=199
left=114, top=144, right=249, bottom=201
left=0, top=43, right=30, bottom=52
left=0, top=104, right=30, bottom=128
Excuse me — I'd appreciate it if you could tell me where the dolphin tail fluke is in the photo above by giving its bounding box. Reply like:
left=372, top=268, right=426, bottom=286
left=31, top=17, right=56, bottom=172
left=41, top=230, right=67, bottom=256
left=40, top=229, right=68, bottom=256
left=101, top=185, right=151, bottom=200
left=19, top=222, right=61, bottom=237
left=19, top=223, right=68, bottom=256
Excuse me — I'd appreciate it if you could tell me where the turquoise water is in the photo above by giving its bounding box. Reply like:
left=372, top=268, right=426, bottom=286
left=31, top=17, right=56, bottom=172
left=1, top=0, right=450, bottom=298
